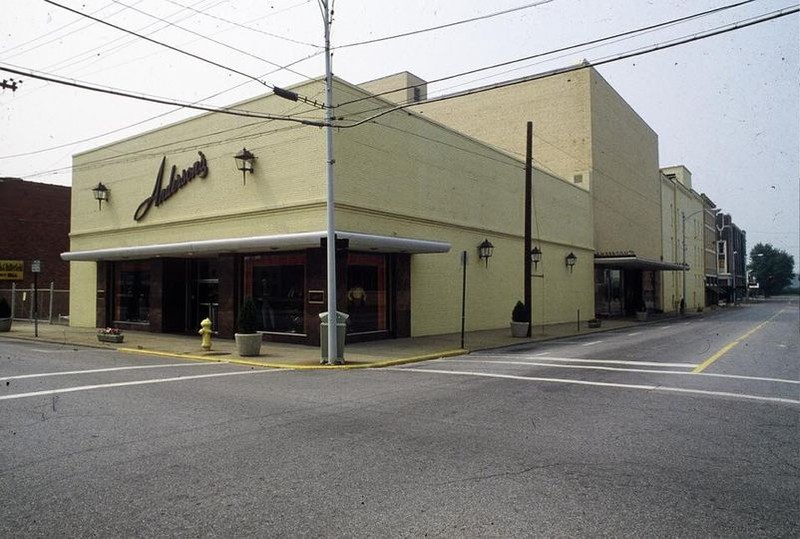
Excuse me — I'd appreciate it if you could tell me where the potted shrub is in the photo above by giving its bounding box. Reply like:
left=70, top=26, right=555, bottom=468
left=0, top=296, right=12, bottom=332
left=510, top=301, right=529, bottom=338
left=97, top=327, right=124, bottom=343
left=636, top=302, right=648, bottom=321
left=587, top=318, right=602, bottom=328
left=235, top=296, right=262, bottom=357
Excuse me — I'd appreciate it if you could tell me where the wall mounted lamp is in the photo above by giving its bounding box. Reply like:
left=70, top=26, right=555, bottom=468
left=530, top=246, right=542, bottom=271
left=234, top=147, right=256, bottom=185
left=478, top=238, right=494, bottom=267
left=565, top=251, right=577, bottom=273
left=92, top=182, right=109, bottom=211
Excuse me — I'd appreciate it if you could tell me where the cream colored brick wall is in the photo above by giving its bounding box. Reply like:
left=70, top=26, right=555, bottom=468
left=416, top=67, right=663, bottom=261
left=69, top=80, right=329, bottom=326
left=68, top=77, right=595, bottom=333
left=335, top=82, right=594, bottom=334
left=589, top=70, right=661, bottom=259
left=660, top=174, right=705, bottom=312
left=414, top=70, right=592, bottom=184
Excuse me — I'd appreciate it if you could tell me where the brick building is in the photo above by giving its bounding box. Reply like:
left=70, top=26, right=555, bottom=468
left=0, top=177, right=71, bottom=318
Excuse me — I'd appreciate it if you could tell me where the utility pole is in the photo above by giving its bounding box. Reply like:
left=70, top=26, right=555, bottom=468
left=524, top=122, right=533, bottom=337
left=319, top=0, right=340, bottom=365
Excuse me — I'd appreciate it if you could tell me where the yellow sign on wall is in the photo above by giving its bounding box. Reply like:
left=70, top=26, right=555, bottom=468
left=0, top=260, right=24, bottom=280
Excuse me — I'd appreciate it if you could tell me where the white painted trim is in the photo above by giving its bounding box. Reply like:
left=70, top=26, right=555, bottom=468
left=61, top=230, right=451, bottom=261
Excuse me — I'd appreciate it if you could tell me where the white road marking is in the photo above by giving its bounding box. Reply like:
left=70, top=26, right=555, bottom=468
left=581, top=340, right=603, bottom=347
left=0, top=362, right=221, bottom=382
left=533, top=352, right=550, bottom=357
left=0, top=369, right=283, bottom=401
left=627, top=332, right=642, bottom=336
left=659, top=326, right=671, bottom=330
left=441, top=359, right=800, bottom=384
left=391, top=368, right=800, bottom=405
left=469, top=355, right=697, bottom=368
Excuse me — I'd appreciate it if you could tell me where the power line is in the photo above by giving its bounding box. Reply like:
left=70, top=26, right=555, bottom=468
left=333, top=0, right=555, bottom=50
left=107, top=0, right=320, bottom=84
left=0, top=63, right=326, bottom=126
left=43, top=0, right=322, bottom=108
left=336, top=0, right=756, bottom=108
left=334, top=6, right=800, bottom=129
left=159, top=0, right=321, bottom=48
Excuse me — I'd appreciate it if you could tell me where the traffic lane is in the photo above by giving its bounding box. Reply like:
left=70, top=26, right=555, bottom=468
left=699, top=300, right=799, bottom=380
left=2, top=366, right=798, bottom=537
left=497, top=301, right=787, bottom=366
left=0, top=338, right=209, bottom=378
left=412, top=356, right=800, bottom=403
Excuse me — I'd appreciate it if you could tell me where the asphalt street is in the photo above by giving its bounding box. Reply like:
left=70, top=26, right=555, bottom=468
left=1, top=297, right=797, bottom=537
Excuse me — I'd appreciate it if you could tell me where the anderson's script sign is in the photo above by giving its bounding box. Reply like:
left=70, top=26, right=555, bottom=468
left=134, top=151, right=209, bottom=221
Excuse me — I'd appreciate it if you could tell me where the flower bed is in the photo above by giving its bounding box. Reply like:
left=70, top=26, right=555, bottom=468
left=97, top=328, right=124, bottom=343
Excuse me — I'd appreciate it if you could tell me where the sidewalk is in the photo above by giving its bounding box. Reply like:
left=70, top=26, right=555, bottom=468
left=0, top=311, right=705, bottom=370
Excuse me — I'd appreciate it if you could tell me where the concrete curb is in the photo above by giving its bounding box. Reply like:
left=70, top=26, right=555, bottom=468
left=117, top=347, right=468, bottom=370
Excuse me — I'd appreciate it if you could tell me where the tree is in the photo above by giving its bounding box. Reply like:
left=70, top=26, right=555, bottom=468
left=748, top=243, right=795, bottom=297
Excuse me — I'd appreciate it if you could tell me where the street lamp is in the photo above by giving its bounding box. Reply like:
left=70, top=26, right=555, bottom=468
left=530, top=246, right=542, bottom=272
left=565, top=252, right=577, bottom=273
left=234, top=148, right=256, bottom=185
left=92, top=182, right=109, bottom=210
left=478, top=239, right=494, bottom=267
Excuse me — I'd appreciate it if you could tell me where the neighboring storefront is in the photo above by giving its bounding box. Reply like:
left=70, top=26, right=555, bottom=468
left=63, top=76, right=595, bottom=344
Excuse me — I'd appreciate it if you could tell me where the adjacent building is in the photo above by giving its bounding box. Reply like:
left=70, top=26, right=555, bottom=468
left=0, top=177, right=71, bottom=318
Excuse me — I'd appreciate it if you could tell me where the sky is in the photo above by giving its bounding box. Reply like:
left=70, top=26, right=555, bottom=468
left=1, top=0, right=798, bottom=269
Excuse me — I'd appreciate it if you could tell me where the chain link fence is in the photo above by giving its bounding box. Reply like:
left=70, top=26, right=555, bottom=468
left=0, top=283, right=70, bottom=324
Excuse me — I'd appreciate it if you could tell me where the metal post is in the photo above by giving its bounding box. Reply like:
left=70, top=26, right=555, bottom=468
left=49, top=281, right=54, bottom=324
left=681, top=211, right=687, bottom=315
left=319, top=0, right=339, bottom=365
left=10, top=282, right=15, bottom=319
left=461, top=251, right=467, bottom=349
left=577, top=309, right=580, bottom=332
left=34, top=273, right=38, bottom=337
left=524, top=122, right=533, bottom=337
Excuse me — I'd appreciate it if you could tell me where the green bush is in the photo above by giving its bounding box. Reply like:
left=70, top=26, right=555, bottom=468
left=511, top=301, right=529, bottom=323
left=237, top=296, right=259, bottom=334
left=0, top=297, right=10, bottom=318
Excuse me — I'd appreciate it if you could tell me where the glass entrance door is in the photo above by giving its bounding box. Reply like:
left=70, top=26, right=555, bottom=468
left=191, top=259, right=219, bottom=330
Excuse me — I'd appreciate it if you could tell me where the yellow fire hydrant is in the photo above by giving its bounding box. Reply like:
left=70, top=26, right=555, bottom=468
left=198, top=317, right=213, bottom=350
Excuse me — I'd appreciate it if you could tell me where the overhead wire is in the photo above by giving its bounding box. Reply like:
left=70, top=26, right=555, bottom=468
left=332, top=6, right=800, bottom=129
left=335, top=0, right=757, bottom=109
left=0, top=63, right=326, bottom=126
left=106, top=0, right=320, bottom=82
left=158, top=0, right=322, bottom=48
left=43, top=0, right=323, bottom=108
left=333, top=0, right=555, bottom=50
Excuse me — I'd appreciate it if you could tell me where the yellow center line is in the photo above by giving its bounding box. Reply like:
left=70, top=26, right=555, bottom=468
left=693, top=308, right=786, bottom=373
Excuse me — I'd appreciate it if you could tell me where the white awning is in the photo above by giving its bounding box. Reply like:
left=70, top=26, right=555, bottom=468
left=594, top=255, right=686, bottom=271
left=61, top=231, right=451, bottom=261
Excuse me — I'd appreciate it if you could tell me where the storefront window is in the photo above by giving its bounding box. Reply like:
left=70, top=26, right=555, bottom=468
left=114, top=261, right=150, bottom=323
left=244, top=254, right=305, bottom=334
left=347, top=253, right=388, bottom=334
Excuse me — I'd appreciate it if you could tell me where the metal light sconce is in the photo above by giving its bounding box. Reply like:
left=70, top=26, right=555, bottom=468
left=92, top=182, right=109, bottom=211
left=478, top=238, right=494, bottom=268
left=234, top=147, right=256, bottom=185
left=565, top=251, right=577, bottom=273
left=530, top=246, right=542, bottom=272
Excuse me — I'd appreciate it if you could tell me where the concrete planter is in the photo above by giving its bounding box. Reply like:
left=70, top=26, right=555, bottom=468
left=0, top=318, right=11, bottom=332
left=235, top=333, right=262, bottom=357
left=587, top=319, right=602, bottom=329
left=510, top=321, right=529, bottom=338
left=97, top=334, right=124, bottom=343
left=636, top=311, right=648, bottom=322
